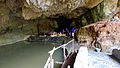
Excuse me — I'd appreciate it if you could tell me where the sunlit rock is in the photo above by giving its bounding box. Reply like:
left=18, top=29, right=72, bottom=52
left=103, top=0, right=119, bottom=19
left=75, top=20, right=120, bottom=53
left=22, top=7, right=42, bottom=20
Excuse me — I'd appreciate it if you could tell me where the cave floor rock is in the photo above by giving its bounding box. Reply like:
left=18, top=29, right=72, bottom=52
left=67, top=43, right=120, bottom=68
left=88, top=51, right=120, bottom=68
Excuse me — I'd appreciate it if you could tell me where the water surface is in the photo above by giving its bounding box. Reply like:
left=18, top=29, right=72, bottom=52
left=0, top=41, right=64, bottom=68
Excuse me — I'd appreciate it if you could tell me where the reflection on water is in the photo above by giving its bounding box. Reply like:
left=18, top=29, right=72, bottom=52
left=0, top=41, right=64, bottom=68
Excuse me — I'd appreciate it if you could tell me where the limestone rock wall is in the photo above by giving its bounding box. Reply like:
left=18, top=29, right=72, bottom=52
left=75, top=20, right=120, bottom=53
left=0, top=2, right=10, bottom=34
left=0, top=0, right=119, bottom=35
left=74, top=0, right=119, bottom=28
left=0, top=0, right=119, bottom=34
left=23, top=0, right=103, bottom=19
left=103, top=0, right=119, bottom=19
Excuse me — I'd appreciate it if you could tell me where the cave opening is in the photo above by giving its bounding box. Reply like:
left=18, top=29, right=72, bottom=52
left=53, top=16, right=73, bottom=33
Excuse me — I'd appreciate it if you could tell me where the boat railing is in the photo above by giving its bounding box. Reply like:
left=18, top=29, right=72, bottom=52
left=44, top=39, right=74, bottom=68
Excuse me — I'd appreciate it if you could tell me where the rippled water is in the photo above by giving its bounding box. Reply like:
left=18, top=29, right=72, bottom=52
left=0, top=41, right=64, bottom=68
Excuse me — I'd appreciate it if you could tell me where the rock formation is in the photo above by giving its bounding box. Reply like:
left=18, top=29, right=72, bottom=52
left=0, top=0, right=120, bottom=45
left=23, top=0, right=103, bottom=19
left=75, top=20, right=120, bottom=53
left=0, top=0, right=119, bottom=33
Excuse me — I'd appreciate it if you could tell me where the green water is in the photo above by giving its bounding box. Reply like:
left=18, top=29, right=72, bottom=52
left=0, top=41, right=64, bottom=68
